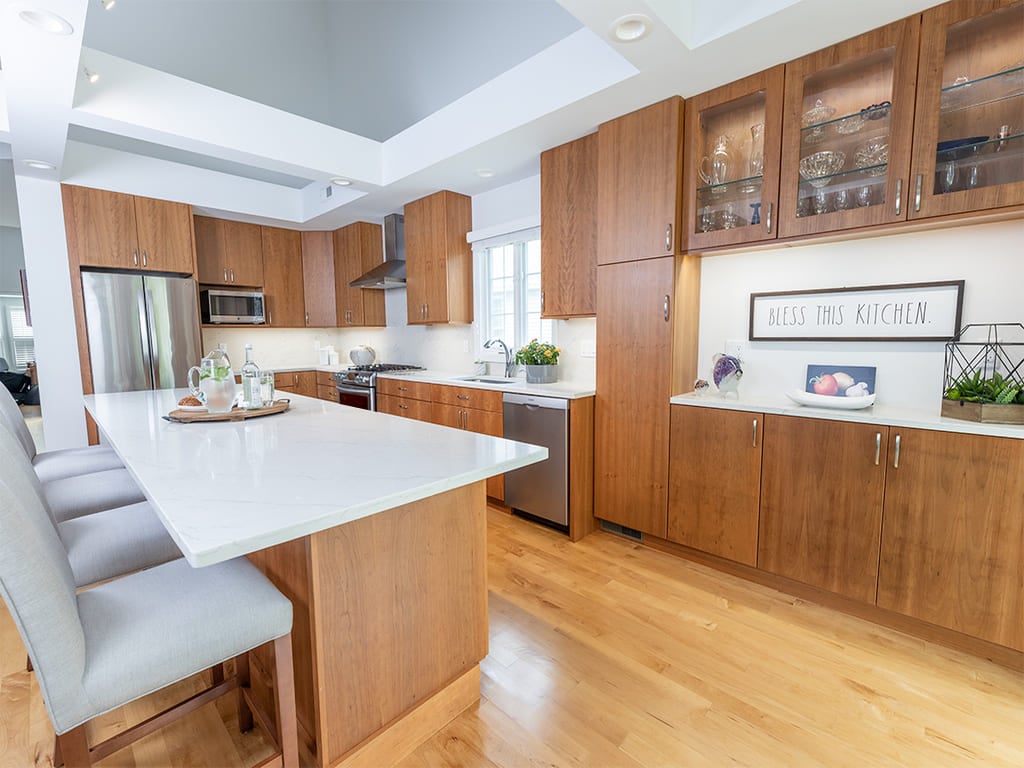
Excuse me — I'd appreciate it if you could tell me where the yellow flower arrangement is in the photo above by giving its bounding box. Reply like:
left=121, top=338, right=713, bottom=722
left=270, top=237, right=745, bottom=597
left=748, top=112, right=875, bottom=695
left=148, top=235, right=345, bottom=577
left=514, top=339, right=560, bottom=366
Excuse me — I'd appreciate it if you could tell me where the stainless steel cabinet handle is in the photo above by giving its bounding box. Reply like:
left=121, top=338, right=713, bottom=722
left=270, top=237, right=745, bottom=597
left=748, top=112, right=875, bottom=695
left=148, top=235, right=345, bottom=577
left=752, top=419, right=758, bottom=448
left=142, top=249, right=148, bottom=267
left=895, top=178, right=903, bottom=216
left=766, top=202, right=773, bottom=234
left=894, top=434, right=901, bottom=468
left=223, top=268, right=228, bottom=282
left=457, top=394, right=470, bottom=401
left=540, top=291, right=545, bottom=313
left=665, top=223, right=673, bottom=252
left=229, top=268, right=235, bottom=282
left=874, top=432, right=881, bottom=465
left=305, top=312, right=309, bottom=325
left=398, top=386, right=408, bottom=392
left=663, top=295, right=670, bottom=322
left=268, top=309, right=273, bottom=325
left=132, top=248, right=139, bottom=266
left=914, top=174, right=923, bottom=212
left=399, top=404, right=408, bottom=410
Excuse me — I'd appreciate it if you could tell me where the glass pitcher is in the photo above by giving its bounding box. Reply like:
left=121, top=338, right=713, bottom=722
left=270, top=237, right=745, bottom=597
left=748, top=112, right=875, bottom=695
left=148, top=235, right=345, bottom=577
left=699, top=134, right=733, bottom=187
left=187, top=347, right=237, bottom=414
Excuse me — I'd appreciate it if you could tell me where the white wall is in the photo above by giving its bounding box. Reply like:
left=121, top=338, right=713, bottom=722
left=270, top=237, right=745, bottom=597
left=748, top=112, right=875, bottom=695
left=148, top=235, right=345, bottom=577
left=0, top=226, right=26, bottom=294
left=697, top=219, right=1024, bottom=411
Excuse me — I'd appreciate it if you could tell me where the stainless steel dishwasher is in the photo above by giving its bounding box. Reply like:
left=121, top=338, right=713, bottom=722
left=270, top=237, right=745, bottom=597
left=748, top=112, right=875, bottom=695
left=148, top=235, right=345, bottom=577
left=502, top=393, right=568, bottom=527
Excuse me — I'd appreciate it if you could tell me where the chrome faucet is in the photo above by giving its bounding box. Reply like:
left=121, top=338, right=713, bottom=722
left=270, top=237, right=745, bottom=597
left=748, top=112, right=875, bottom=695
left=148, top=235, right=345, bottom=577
left=484, top=338, right=514, bottom=378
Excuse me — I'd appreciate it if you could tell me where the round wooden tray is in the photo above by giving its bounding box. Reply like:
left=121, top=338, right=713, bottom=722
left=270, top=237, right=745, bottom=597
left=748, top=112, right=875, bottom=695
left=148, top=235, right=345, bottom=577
left=165, top=399, right=290, bottom=423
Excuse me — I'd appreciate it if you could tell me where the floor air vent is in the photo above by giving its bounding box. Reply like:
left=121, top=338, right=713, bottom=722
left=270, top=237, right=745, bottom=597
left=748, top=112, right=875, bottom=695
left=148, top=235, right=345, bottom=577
left=600, top=520, right=643, bottom=541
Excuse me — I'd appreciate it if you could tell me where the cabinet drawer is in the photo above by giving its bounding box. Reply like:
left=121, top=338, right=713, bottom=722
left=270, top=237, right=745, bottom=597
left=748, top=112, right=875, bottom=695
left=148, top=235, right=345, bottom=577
left=316, top=370, right=337, bottom=388
left=431, top=384, right=503, bottom=412
left=317, top=384, right=339, bottom=403
left=379, top=394, right=433, bottom=421
left=378, top=377, right=433, bottom=402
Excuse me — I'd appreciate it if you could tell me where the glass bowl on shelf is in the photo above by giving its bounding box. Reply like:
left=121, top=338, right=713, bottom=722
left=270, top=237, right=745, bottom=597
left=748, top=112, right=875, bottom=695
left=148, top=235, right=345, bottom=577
left=835, top=114, right=866, bottom=135
left=799, top=150, right=846, bottom=187
left=854, top=135, right=889, bottom=176
left=802, top=99, right=836, bottom=144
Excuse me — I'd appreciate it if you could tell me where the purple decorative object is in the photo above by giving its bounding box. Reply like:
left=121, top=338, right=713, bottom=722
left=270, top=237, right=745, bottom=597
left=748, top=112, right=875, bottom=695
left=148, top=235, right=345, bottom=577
left=712, top=353, right=743, bottom=397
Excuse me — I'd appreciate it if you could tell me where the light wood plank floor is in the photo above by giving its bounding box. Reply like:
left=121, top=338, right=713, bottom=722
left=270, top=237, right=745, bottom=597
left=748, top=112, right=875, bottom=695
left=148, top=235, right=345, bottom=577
left=2, top=507, right=1021, bottom=767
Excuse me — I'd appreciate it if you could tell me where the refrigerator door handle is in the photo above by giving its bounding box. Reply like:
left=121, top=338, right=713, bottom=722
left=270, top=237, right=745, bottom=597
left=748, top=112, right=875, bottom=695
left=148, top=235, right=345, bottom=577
left=137, top=287, right=155, bottom=389
left=144, top=288, right=162, bottom=385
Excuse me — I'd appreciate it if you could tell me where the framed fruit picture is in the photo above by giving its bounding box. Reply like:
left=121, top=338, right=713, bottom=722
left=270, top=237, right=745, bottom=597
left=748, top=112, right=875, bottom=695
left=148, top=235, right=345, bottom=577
left=805, top=364, right=876, bottom=398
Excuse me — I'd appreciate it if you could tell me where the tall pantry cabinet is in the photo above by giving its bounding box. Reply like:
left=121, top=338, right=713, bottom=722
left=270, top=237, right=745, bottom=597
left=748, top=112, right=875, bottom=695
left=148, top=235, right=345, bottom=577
left=595, top=96, right=701, bottom=537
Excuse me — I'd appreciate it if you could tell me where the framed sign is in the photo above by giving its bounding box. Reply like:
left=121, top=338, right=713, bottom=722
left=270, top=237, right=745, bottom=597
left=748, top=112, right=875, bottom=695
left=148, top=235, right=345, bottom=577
left=749, top=280, right=964, bottom=342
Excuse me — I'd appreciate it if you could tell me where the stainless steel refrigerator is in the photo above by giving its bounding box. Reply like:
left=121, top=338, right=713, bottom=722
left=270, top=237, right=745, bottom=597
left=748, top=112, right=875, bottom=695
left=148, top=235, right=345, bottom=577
left=81, top=272, right=202, bottom=394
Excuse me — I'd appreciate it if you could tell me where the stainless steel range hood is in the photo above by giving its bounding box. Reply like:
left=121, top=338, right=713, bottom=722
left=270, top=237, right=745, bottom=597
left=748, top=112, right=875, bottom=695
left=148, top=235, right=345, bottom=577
left=350, top=213, right=405, bottom=289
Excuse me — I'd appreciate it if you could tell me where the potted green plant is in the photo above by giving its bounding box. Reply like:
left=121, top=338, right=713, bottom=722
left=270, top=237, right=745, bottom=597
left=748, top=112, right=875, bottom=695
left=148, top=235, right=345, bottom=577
left=515, top=340, right=560, bottom=384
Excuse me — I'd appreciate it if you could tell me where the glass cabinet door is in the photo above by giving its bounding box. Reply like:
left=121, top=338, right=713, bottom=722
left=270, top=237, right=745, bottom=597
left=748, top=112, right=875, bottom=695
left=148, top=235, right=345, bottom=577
left=683, top=66, right=784, bottom=251
left=778, top=18, right=920, bottom=237
left=910, top=0, right=1024, bottom=219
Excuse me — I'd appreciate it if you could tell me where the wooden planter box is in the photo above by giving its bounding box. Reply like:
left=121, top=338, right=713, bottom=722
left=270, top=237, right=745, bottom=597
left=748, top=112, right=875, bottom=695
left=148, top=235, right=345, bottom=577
left=941, top=399, right=1024, bottom=425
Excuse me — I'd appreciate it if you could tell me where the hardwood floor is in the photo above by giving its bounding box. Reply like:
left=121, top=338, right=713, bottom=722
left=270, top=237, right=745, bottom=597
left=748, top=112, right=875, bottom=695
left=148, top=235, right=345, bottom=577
left=2, top=507, right=1021, bottom=767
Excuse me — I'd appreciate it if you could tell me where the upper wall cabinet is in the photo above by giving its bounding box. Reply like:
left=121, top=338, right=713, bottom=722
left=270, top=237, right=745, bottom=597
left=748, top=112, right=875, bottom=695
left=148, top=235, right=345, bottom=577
left=909, top=0, right=1024, bottom=220
left=194, top=216, right=264, bottom=287
left=333, top=222, right=386, bottom=327
left=778, top=17, right=921, bottom=238
left=301, top=231, right=338, bottom=327
left=405, top=190, right=473, bottom=325
left=63, top=185, right=195, bottom=274
left=260, top=226, right=305, bottom=328
left=597, top=97, right=684, bottom=264
left=683, top=66, right=786, bottom=250
left=540, top=133, right=598, bottom=318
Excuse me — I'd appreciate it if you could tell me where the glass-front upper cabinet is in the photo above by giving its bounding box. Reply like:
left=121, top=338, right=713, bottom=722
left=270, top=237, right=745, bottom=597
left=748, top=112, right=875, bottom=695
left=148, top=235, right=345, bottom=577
left=910, top=0, right=1024, bottom=219
left=778, top=18, right=921, bottom=237
left=683, top=66, right=785, bottom=251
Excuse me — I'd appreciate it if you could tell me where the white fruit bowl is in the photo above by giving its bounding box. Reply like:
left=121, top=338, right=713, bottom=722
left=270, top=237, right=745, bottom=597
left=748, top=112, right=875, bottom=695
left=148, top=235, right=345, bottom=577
left=786, top=390, right=876, bottom=410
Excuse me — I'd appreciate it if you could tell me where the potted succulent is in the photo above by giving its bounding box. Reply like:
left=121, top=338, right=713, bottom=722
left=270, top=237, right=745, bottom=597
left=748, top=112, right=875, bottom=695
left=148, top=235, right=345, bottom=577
left=515, top=340, right=560, bottom=384
left=942, top=323, right=1024, bottom=425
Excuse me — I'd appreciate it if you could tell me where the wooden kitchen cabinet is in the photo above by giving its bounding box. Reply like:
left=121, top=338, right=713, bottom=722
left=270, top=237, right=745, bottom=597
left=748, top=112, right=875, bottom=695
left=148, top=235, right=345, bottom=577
left=430, top=384, right=503, bottom=499
left=260, top=226, right=305, bottom=327
left=758, top=415, right=888, bottom=603
left=683, top=66, right=786, bottom=250
left=333, top=222, right=386, bottom=327
left=540, top=133, right=597, bottom=317
left=597, top=97, right=684, bottom=265
left=377, top=378, right=434, bottom=421
left=594, top=255, right=700, bottom=537
left=63, top=185, right=195, bottom=274
left=315, top=371, right=339, bottom=403
left=667, top=405, right=763, bottom=566
left=194, top=216, right=264, bottom=287
left=877, top=427, right=1024, bottom=650
left=301, top=232, right=337, bottom=327
left=404, top=190, right=473, bottom=325
left=908, top=0, right=1024, bottom=220
left=275, top=370, right=316, bottom=398
left=778, top=17, right=921, bottom=238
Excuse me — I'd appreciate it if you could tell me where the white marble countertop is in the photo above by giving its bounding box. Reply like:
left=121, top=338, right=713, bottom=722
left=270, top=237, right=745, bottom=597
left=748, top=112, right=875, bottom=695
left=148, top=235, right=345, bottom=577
left=669, top=392, right=1024, bottom=440
left=84, top=389, right=547, bottom=567
left=376, top=369, right=596, bottom=399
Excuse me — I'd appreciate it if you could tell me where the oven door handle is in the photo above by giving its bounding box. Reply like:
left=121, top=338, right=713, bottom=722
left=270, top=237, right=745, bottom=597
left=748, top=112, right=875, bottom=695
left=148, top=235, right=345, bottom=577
left=335, top=383, right=370, bottom=395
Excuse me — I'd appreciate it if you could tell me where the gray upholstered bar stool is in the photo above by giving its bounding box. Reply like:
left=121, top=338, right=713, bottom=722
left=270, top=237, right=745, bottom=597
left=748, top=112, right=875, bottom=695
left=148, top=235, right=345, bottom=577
left=0, top=425, right=181, bottom=588
left=0, top=386, right=124, bottom=482
left=0, top=453, right=299, bottom=768
left=0, top=390, right=146, bottom=521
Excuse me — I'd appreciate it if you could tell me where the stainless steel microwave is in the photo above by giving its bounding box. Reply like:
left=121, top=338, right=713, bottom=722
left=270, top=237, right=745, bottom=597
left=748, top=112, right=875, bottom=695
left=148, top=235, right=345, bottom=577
left=200, top=288, right=265, bottom=324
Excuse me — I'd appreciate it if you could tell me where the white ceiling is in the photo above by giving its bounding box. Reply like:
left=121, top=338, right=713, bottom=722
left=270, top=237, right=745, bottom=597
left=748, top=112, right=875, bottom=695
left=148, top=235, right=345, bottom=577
left=0, top=0, right=945, bottom=232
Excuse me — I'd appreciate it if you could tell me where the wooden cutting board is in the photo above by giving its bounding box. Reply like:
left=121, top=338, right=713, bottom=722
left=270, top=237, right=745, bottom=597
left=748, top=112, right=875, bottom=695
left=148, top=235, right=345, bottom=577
left=165, top=399, right=290, bottom=423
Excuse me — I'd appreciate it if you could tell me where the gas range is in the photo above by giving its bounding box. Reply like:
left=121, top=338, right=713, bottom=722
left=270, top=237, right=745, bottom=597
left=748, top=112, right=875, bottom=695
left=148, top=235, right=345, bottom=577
left=334, top=364, right=424, bottom=389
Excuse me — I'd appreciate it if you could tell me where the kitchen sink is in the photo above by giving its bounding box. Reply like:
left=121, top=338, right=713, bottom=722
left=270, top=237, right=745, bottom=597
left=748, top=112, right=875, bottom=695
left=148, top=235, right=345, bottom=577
left=451, top=375, right=519, bottom=385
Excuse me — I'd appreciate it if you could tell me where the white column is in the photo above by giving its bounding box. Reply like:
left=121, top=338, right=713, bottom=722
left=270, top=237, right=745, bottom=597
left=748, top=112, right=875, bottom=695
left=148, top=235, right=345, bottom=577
left=15, top=176, right=87, bottom=449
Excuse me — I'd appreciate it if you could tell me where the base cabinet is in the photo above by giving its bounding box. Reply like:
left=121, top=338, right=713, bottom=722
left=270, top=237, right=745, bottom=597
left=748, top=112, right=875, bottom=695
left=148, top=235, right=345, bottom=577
left=758, top=415, right=887, bottom=603
left=275, top=371, right=316, bottom=399
left=877, top=427, right=1024, bottom=650
left=667, top=406, right=762, bottom=566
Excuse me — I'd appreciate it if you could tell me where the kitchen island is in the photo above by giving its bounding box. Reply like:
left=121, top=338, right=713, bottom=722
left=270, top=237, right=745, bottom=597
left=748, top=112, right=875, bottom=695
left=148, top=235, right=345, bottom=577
left=84, top=389, right=547, bottom=768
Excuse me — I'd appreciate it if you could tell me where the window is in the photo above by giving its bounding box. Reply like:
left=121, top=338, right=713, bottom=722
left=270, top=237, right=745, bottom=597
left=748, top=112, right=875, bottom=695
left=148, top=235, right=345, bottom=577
left=475, top=228, right=553, bottom=354
left=0, top=296, right=33, bottom=369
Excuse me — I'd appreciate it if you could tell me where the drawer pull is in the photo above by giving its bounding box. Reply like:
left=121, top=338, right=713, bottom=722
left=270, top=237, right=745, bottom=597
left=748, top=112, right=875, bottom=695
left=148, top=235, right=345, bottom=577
left=665, top=223, right=672, bottom=252
left=399, top=404, right=408, bottom=410
left=398, top=386, right=408, bottom=392
left=457, top=394, right=470, bottom=401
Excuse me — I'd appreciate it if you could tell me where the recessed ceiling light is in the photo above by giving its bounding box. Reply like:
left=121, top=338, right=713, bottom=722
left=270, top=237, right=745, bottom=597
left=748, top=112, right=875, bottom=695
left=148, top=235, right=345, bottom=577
left=24, top=159, right=56, bottom=171
left=83, top=67, right=99, bottom=84
left=476, top=168, right=495, bottom=178
left=18, top=9, right=74, bottom=35
left=101, top=0, right=116, bottom=9
left=611, top=14, right=651, bottom=43
left=331, top=178, right=352, bottom=186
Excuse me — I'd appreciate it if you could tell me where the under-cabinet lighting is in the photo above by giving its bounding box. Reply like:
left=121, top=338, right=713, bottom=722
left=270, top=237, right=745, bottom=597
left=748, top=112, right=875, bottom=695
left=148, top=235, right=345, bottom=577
left=610, top=14, right=651, bottom=43
left=18, top=8, right=74, bottom=35
left=24, top=159, right=56, bottom=170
